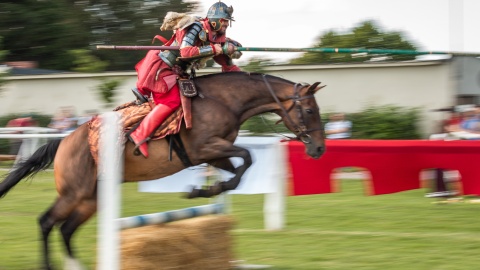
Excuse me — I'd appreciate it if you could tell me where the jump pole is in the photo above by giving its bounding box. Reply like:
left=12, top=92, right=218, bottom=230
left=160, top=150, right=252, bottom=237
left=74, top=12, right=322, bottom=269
left=97, top=112, right=124, bottom=270
left=118, top=203, right=224, bottom=230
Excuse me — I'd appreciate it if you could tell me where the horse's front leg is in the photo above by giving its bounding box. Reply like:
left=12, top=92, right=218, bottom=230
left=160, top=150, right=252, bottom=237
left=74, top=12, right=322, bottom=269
left=188, top=144, right=252, bottom=199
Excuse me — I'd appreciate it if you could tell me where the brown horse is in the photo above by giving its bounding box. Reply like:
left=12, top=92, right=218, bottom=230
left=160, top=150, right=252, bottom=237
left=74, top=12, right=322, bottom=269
left=0, top=72, right=325, bottom=269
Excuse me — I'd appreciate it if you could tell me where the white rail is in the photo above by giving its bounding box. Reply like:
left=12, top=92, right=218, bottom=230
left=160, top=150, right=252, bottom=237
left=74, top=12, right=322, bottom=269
left=0, top=134, right=67, bottom=139
left=0, top=128, right=68, bottom=165
left=97, top=112, right=123, bottom=270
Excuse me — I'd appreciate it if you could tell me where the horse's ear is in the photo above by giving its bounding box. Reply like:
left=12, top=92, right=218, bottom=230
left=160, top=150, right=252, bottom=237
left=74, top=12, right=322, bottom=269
left=308, top=82, right=326, bottom=94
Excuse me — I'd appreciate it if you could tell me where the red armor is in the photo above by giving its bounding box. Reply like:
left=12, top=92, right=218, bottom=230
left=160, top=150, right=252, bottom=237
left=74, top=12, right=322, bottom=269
left=130, top=5, right=241, bottom=158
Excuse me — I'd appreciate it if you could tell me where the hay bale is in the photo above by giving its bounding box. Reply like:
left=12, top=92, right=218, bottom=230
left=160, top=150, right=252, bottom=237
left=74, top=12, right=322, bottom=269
left=120, top=215, right=235, bottom=270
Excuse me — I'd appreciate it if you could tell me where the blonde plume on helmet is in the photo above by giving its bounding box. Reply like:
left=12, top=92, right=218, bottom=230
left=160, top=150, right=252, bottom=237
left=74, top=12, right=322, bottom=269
left=160, top=12, right=199, bottom=31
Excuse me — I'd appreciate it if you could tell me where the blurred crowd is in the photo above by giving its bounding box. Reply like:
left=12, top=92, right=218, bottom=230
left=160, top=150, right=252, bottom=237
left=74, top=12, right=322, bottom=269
left=439, top=104, right=480, bottom=135
left=2, top=106, right=98, bottom=155
left=324, top=112, right=352, bottom=139
left=47, top=106, right=97, bottom=134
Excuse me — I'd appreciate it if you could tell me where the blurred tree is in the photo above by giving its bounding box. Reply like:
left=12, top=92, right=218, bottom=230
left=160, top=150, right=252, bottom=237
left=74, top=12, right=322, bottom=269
left=290, top=20, right=418, bottom=65
left=0, top=36, right=9, bottom=93
left=242, top=57, right=275, bottom=73
left=0, top=0, right=200, bottom=71
left=0, top=37, right=8, bottom=60
left=0, top=1, right=90, bottom=70
left=95, top=79, right=122, bottom=108
left=80, top=0, right=200, bottom=71
left=68, top=49, right=108, bottom=72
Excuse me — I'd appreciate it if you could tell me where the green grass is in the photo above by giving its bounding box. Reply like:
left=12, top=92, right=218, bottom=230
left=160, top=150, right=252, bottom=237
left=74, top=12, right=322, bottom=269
left=0, top=161, right=15, bottom=169
left=1, top=171, right=480, bottom=269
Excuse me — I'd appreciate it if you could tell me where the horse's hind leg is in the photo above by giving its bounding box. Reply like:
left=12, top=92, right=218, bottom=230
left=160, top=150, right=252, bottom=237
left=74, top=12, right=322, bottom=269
left=60, top=198, right=97, bottom=269
left=39, top=196, right=78, bottom=270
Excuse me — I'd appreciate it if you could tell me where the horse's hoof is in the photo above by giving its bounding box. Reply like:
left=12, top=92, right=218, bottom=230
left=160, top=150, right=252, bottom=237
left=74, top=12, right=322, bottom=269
left=186, top=188, right=200, bottom=199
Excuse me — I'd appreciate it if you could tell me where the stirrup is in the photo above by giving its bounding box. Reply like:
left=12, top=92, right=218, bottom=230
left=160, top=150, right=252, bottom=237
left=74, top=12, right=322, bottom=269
left=133, top=146, right=142, bottom=156
left=133, top=140, right=149, bottom=156
left=128, top=135, right=150, bottom=156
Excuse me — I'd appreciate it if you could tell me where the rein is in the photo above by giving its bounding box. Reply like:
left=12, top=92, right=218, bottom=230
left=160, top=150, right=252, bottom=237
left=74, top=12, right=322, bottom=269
left=262, top=75, right=322, bottom=144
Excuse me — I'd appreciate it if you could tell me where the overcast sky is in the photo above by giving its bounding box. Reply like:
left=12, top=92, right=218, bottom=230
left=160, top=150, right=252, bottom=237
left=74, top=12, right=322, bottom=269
left=195, top=0, right=480, bottom=62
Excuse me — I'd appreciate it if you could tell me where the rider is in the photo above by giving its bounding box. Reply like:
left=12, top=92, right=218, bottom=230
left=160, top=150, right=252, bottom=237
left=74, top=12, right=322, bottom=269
left=129, top=1, right=242, bottom=158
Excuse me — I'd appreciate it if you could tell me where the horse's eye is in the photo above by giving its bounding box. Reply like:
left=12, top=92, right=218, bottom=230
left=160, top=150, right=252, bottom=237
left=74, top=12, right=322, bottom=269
left=305, top=109, right=313, bottom=114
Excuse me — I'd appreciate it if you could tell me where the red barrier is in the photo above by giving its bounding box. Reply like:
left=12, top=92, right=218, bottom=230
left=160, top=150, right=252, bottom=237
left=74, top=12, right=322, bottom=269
left=287, top=140, right=480, bottom=196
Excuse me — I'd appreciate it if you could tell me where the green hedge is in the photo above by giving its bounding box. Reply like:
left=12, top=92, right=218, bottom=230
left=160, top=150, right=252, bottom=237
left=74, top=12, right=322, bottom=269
left=348, top=105, right=421, bottom=139
left=0, top=113, right=52, bottom=127
left=241, top=105, right=421, bottom=140
left=0, top=113, right=53, bottom=154
left=240, top=114, right=289, bottom=135
left=0, top=105, right=420, bottom=154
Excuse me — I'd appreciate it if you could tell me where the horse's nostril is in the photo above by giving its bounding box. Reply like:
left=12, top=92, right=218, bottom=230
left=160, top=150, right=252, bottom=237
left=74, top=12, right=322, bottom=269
left=317, top=146, right=324, bottom=153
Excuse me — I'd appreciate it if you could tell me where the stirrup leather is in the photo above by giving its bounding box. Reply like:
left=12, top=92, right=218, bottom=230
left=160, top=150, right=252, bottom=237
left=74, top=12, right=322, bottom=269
left=133, top=138, right=150, bottom=156
left=128, top=134, right=151, bottom=156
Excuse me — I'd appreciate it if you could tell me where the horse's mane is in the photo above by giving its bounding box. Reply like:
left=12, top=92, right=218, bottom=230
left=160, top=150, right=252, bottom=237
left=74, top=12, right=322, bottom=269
left=194, top=71, right=295, bottom=85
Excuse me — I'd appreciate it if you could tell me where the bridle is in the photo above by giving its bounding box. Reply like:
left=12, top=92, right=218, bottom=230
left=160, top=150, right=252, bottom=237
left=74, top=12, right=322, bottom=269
left=262, top=75, right=323, bottom=144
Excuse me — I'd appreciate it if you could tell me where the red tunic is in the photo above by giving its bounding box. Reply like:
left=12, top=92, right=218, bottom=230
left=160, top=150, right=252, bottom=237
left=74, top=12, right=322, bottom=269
left=135, top=18, right=240, bottom=110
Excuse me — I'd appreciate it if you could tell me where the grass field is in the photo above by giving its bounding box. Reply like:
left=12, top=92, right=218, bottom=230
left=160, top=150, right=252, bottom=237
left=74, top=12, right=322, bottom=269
left=1, top=171, right=480, bottom=269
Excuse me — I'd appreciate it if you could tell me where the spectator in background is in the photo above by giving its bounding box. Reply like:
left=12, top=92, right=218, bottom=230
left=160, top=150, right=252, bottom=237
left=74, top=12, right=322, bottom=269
left=6, top=115, right=38, bottom=155
left=475, top=104, right=480, bottom=120
left=76, top=110, right=98, bottom=126
left=7, top=116, right=38, bottom=128
left=325, top=113, right=352, bottom=139
left=48, top=106, right=77, bottom=133
left=459, top=106, right=480, bottom=132
left=441, top=108, right=462, bottom=133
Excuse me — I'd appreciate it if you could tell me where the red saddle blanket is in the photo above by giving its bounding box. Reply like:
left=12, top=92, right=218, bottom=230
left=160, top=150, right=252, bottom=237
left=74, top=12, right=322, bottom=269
left=87, top=101, right=183, bottom=164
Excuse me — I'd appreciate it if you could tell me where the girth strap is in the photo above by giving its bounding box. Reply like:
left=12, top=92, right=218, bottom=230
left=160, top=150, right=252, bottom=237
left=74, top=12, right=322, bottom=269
left=166, top=134, right=193, bottom=167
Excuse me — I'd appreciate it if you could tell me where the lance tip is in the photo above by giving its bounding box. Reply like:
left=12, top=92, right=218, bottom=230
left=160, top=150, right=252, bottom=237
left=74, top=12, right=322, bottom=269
left=96, top=45, right=115, bottom=50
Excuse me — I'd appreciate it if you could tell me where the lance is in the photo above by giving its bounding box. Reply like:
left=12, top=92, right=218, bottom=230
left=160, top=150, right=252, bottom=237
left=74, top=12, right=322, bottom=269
left=96, top=45, right=180, bottom=50
left=96, top=45, right=480, bottom=57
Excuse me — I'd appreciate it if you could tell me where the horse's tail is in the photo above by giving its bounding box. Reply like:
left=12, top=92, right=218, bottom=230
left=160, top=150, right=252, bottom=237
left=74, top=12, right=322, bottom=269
left=0, top=139, right=62, bottom=198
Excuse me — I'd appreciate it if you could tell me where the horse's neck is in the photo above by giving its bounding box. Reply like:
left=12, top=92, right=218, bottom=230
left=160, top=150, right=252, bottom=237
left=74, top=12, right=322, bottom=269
left=198, top=74, right=290, bottom=121
left=230, top=76, right=289, bottom=121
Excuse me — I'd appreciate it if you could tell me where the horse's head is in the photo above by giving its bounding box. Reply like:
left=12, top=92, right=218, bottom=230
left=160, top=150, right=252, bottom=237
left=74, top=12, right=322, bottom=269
left=265, top=76, right=326, bottom=159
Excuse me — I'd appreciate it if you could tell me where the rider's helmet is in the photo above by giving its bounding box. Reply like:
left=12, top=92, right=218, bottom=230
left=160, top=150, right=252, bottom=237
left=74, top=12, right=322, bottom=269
left=206, top=1, right=234, bottom=31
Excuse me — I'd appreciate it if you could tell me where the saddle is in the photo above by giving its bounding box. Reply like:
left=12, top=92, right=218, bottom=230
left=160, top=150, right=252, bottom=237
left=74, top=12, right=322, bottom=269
left=87, top=74, right=198, bottom=164
left=87, top=102, right=184, bottom=165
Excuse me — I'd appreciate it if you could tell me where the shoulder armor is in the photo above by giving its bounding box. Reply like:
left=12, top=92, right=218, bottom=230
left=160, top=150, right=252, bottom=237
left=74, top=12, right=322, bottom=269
left=179, top=18, right=202, bottom=30
left=188, top=21, right=206, bottom=42
left=181, top=22, right=204, bottom=48
left=189, top=22, right=203, bottom=32
left=199, top=29, right=207, bottom=42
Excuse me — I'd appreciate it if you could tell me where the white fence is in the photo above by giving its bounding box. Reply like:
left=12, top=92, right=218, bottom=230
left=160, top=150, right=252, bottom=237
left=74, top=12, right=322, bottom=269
left=138, top=136, right=287, bottom=231
left=97, top=113, right=123, bottom=270
left=0, top=127, right=68, bottom=165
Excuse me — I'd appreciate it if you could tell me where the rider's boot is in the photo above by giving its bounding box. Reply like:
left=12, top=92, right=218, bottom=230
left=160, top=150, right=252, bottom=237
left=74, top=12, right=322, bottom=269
left=128, top=104, right=174, bottom=158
